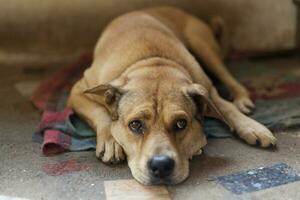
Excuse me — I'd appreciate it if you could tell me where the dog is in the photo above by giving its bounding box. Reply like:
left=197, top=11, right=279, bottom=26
left=68, top=6, right=276, bottom=185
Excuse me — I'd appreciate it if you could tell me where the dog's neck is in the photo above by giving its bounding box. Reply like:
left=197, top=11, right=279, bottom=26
left=122, top=56, right=192, bottom=81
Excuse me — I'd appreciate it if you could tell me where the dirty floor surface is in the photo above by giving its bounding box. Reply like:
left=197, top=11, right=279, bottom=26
left=0, top=56, right=300, bottom=200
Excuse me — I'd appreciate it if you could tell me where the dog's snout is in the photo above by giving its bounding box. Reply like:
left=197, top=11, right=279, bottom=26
left=148, top=155, right=175, bottom=178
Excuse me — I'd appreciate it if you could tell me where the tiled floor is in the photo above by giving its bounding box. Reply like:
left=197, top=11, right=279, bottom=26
left=0, top=57, right=300, bottom=200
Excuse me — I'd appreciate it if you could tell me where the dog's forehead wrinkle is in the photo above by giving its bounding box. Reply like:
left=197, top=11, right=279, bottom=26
left=119, top=75, right=195, bottom=131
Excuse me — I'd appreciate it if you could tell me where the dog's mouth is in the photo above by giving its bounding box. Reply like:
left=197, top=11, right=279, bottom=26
left=149, top=176, right=174, bottom=185
left=146, top=170, right=189, bottom=185
left=133, top=170, right=185, bottom=185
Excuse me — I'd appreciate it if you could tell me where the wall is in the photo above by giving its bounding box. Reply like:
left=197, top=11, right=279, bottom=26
left=0, top=0, right=297, bottom=64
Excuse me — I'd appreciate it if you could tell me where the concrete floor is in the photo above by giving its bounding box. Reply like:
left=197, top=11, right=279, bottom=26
left=0, top=57, right=300, bottom=200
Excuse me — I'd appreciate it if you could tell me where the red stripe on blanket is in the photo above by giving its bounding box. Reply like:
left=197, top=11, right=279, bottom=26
left=31, top=54, right=92, bottom=111
left=43, top=129, right=71, bottom=156
left=38, top=108, right=73, bottom=129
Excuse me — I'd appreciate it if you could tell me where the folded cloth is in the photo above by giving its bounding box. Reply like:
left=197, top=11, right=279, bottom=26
left=34, top=108, right=96, bottom=155
left=32, top=55, right=300, bottom=156
left=32, top=54, right=94, bottom=156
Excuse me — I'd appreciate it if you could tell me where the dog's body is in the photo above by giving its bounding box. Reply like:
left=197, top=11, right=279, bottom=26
left=68, top=7, right=276, bottom=185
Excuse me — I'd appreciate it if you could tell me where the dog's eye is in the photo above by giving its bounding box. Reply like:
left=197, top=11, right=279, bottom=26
left=173, top=119, right=187, bottom=132
left=128, top=120, right=144, bottom=134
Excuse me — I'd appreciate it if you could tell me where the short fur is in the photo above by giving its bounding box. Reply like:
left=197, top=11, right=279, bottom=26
left=68, top=6, right=276, bottom=185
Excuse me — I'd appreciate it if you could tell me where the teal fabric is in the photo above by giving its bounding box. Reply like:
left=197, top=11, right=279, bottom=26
left=204, top=97, right=300, bottom=138
left=33, top=56, right=300, bottom=153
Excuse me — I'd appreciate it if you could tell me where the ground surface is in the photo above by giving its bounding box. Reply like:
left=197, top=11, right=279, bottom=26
left=0, top=56, right=300, bottom=200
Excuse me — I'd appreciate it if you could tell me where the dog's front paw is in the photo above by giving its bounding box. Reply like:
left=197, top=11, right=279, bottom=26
left=233, top=96, right=255, bottom=114
left=234, top=117, right=277, bottom=148
left=96, top=128, right=125, bottom=164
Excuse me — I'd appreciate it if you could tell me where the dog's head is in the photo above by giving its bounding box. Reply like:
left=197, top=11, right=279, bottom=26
left=84, top=66, right=229, bottom=185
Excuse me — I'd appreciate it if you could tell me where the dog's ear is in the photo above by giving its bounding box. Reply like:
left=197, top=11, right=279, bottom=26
left=84, top=84, right=124, bottom=120
left=185, top=84, right=233, bottom=130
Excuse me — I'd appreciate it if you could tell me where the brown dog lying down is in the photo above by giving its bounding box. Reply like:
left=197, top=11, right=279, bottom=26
left=68, top=6, right=276, bottom=185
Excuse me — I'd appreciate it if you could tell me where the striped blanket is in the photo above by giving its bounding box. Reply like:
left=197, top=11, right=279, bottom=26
left=32, top=55, right=300, bottom=155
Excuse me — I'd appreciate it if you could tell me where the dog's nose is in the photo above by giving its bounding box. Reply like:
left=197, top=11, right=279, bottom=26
left=148, top=155, right=175, bottom=178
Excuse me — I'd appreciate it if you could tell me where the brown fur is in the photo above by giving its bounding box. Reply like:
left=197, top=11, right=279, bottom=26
left=68, top=6, right=276, bottom=185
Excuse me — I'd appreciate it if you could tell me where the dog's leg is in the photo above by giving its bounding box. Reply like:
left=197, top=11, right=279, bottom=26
left=184, top=18, right=254, bottom=113
left=209, top=87, right=276, bottom=147
left=68, top=81, right=125, bottom=164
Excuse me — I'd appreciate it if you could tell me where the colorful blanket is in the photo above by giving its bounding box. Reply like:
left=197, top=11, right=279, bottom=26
left=32, top=55, right=300, bottom=156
